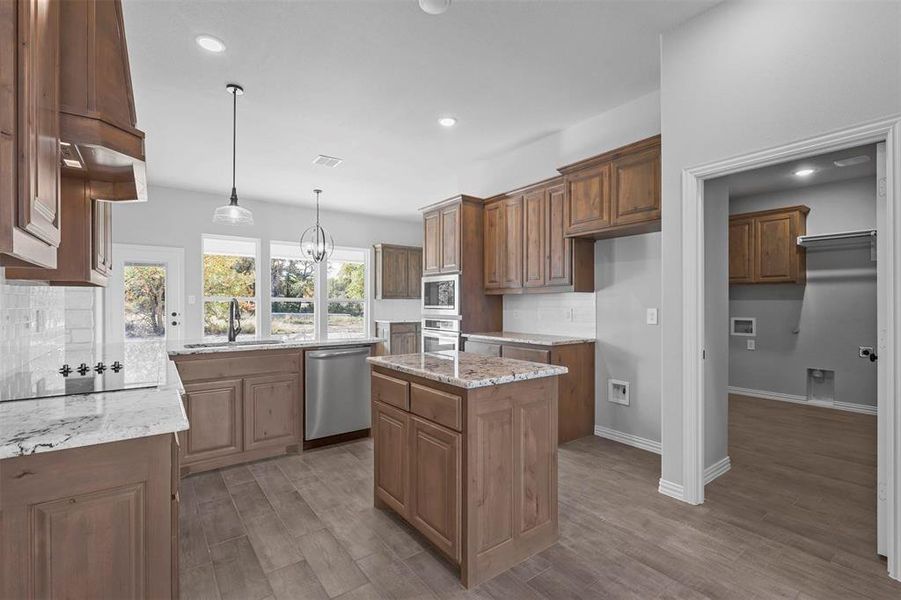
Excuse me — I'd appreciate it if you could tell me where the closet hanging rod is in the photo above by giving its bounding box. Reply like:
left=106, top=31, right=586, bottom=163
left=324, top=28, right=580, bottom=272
left=797, top=229, right=876, bottom=247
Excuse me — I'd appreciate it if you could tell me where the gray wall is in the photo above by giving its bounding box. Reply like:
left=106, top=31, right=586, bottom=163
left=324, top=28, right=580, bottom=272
left=594, top=232, right=661, bottom=444
left=704, top=179, right=729, bottom=469
left=728, top=177, right=877, bottom=408
left=113, top=185, right=422, bottom=340
left=659, top=0, right=900, bottom=487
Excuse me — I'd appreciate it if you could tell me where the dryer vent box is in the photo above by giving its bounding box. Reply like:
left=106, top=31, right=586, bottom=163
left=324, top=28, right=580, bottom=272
left=608, top=379, right=630, bottom=406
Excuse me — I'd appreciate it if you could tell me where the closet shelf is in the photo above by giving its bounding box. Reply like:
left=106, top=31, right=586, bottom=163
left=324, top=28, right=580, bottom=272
left=796, top=229, right=876, bottom=248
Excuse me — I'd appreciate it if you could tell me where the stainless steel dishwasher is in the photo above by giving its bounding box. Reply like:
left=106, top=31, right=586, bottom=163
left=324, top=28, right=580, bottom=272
left=305, top=346, right=372, bottom=440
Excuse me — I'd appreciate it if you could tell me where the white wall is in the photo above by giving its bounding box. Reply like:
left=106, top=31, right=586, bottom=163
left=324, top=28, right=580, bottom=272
left=728, top=176, right=878, bottom=408
left=112, top=185, right=423, bottom=340
left=659, top=0, right=901, bottom=486
left=461, top=91, right=663, bottom=441
left=704, top=179, right=729, bottom=469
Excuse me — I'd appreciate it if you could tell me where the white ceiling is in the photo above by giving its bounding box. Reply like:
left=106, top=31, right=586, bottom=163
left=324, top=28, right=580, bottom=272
left=122, top=0, right=715, bottom=219
left=725, top=144, right=877, bottom=199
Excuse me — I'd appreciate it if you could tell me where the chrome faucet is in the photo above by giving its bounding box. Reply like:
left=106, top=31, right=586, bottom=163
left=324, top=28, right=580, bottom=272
left=227, top=298, right=242, bottom=342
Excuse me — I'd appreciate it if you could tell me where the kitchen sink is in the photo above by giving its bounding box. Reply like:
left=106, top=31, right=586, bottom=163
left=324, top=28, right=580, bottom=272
left=183, top=340, right=286, bottom=349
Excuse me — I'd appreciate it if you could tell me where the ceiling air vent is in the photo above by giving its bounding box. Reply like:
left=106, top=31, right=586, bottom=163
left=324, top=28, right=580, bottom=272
left=313, top=154, right=343, bottom=168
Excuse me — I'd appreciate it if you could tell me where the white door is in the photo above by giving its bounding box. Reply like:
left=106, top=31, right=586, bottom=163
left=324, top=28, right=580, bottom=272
left=876, top=142, right=887, bottom=556
left=106, top=245, right=185, bottom=381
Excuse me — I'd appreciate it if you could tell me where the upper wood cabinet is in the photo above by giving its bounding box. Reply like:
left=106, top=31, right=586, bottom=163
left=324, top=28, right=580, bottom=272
left=6, top=175, right=113, bottom=286
left=483, top=180, right=593, bottom=295
left=439, top=203, right=461, bottom=272
left=729, top=205, right=809, bottom=284
left=374, top=244, right=422, bottom=299
left=421, top=196, right=482, bottom=276
left=0, top=0, right=61, bottom=269
left=423, top=210, right=441, bottom=274
left=559, top=135, right=661, bottom=240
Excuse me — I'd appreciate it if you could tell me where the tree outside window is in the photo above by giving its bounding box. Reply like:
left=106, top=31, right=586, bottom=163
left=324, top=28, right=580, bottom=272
left=271, top=241, right=316, bottom=338
left=202, top=236, right=259, bottom=339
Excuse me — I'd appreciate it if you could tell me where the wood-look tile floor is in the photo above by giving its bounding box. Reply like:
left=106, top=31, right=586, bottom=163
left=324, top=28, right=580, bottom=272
left=179, top=395, right=901, bottom=599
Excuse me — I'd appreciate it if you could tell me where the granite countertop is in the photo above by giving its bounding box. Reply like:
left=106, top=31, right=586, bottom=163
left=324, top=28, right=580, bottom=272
left=367, top=351, right=567, bottom=389
left=462, top=331, right=596, bottom=346
left=167, top=336, right=384, bottom=357
left=0, top=358, right=188, bottom=459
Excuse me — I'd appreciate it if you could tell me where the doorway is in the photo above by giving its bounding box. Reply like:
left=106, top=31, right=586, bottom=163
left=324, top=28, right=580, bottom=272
left=677, top=117, right=901, bottom=581
left=105, top=244, right=185, bottom=382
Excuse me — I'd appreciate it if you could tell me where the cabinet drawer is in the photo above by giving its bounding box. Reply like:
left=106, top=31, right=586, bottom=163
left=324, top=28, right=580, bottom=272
left=372, top=370, right=410, bottom=410
left=501, top=345, right=550, bottom=364
left=411, top=383, right=462, bottom=431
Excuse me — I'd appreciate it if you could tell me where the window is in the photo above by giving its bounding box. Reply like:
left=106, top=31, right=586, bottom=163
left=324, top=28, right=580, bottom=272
left=327, top=248, right=368, bottom=339
left=202, top=236, right=259, bottom=339
left=270, top=241, right=315, bottom=339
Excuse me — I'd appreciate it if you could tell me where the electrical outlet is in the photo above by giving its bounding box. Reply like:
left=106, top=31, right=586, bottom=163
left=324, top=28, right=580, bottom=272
left=646, top=308, right=658, bottom=325
left=746, top=339, right=756, bottom=351
left=859, top=346, right=874, bottom=358
left=188, top=295, right=197, bottom=305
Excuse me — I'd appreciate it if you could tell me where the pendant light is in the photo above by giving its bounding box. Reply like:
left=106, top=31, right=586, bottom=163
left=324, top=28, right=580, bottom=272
left=213, top=83, right=254, bottom=226
left=300, top=189, right=334, bottom=263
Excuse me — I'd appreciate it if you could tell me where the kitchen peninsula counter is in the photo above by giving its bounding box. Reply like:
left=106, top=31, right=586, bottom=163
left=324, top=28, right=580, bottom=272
left=367, top=351, right=562, bottom=587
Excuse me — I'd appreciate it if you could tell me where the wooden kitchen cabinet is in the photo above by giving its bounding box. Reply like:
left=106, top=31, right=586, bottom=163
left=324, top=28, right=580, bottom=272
left=0, top=433, right=178, bottom=599
left=423, top=210, right=441, bottom=274
left=373, top=400, right=410, bottom=516
left=374, top=244, right=422, bottom=299
left=181, top=378, right=244, bottom=465
left=370, top=368, right=558, bottom=587
left=5, top=175, right=114, bottom=286
left=729, top=205, right=809, bottom=284
left=374, top=321, right=421, bottom=356
left=243, top=373, right=301, bottom=451
left=172, top=350, right=304, bottom=475
left=0, top=0, right=61, bottom=269
left=440, top=203, right=461, bottom=272
left=559, top=135, right=661, bottom=240
left=464, top=337, right=595, bottom=444
left=483, top=179, right=593, bottom=295
left=409, top=415, right=461, bottom=562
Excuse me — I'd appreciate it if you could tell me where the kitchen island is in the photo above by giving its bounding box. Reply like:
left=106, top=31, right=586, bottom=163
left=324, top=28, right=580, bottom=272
left=367, top=351, right=566, bottom=588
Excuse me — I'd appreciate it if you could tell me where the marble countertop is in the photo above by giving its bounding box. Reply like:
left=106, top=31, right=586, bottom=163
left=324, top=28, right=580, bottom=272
left=167, top=336, right=384, bottom=357
left=367, top=351, right=567, bottom=389
left=1, top=358, right=188, bottom=459
left=462, top=331, right=596, bottom=346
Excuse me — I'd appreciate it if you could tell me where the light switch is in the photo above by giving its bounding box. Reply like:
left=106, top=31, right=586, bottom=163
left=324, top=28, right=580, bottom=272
left=646, top=308, right=658, bottom=325
left=188, top=295, right=197, bottom=305
left=747, top=339, right=756, bottom=351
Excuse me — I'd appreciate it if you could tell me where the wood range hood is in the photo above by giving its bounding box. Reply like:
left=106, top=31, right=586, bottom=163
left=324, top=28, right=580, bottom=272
left=59, top=0, right=147, bottom=202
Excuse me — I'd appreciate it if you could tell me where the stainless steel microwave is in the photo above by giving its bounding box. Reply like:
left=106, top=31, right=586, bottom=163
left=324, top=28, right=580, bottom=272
left=421, top=273, right=460, bottom=317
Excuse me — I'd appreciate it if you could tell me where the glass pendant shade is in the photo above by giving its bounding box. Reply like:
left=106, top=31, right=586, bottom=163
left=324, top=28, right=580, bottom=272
left=300, top=189, right=334, bottom=263
left=213, top=84, right=253, bottom=226
left=213, top=189, right=254, bottom=225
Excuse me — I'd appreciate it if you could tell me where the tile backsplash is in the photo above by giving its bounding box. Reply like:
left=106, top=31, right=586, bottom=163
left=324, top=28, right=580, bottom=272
left=0, top=271, right=100, bottom=396
left=502, top=293, right=596, bottom=338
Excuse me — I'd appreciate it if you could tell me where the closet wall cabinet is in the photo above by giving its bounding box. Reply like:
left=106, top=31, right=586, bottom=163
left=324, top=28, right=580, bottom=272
left=484, top=179, right=594, bottom=295
left=559, top=135, right=661, bottom=240
left=374, top=244, right=422, bottom=299
left=729, top=205, right=809, bottom=284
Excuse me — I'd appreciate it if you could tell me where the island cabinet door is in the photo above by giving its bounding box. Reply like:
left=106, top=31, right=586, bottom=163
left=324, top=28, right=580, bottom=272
left=409, top=415, right=461, bottom=562
left=243, top=373, right=301, bottom=451
left=373, top=400, right=410, bottom=516
left=181, top=378, right=243, bottom=465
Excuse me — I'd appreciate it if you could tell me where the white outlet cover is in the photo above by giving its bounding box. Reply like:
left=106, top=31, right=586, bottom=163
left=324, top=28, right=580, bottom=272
left=747, top=339, right=756, bottom=350
left=646, top=308, right=658, bottom=325
left=188, top=295, right=197, bottom=305
left=608, top=379, right=630, bottom=405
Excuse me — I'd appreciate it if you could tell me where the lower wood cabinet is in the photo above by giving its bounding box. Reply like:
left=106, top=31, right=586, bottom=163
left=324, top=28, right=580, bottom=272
left=371, top=369, right=558, bottom=588
left=409, top=415, right=461, bottom=562
left=0, top=433, right=179, bottom=599
left=463, top=338, right=595, bottom=444
left=172, top=350, right=303, bottom=475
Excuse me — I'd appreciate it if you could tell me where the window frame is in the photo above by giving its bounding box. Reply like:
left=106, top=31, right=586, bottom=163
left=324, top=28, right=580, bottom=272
left=323, top=246, right=370, bottom=340
left=201, top=234, right=262, bottom=340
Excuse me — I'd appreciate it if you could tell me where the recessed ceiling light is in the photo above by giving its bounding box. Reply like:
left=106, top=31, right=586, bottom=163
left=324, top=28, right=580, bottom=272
left=419, top=0, right=451, bottom=15
left=195, top=34, right=226, bottom=53
left=794, top=168, right=816, bottom=177
left=438, top=117, right=457, bottom=128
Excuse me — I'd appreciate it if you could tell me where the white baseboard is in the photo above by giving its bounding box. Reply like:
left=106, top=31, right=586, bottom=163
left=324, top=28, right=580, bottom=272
left=704, top=456, right=731, bottom=484
left=658, top=478, right=685, bottom=501
left=594, top=425, right=661, bottom=454
left=728, top=386, right=877, bottom=416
